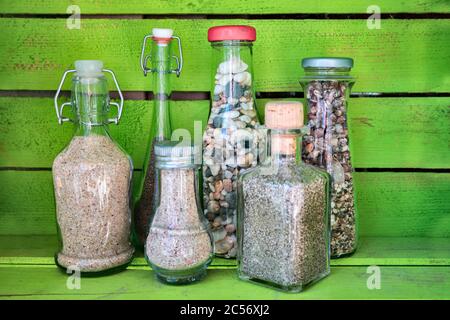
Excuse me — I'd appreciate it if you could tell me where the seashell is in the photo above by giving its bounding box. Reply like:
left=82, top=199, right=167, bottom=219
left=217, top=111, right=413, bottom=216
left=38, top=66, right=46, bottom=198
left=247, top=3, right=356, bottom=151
left=212, top=228, right=227, bottom=242
left=208, top=200, right=220, bottom=213
left=210, top=164, right=221, bottom=176
left=223, top=179, right=233, bottom=192
left=214, top=84, right=224, bottom=95
left=237, top=153, right=254, bottom=168
left=222, top=110, right=240, bottom=119
left=233, top=71, right=251, bottom=86
left=240, top=109, right=256, bottom=117
left=218, top=74, right=233, bottom=86
left=218, top=58, right=248, bottom=74
left=215, top=238, right=233, bottom=254
left=239, top=115, right=251, bottom=123
left=234, top=120, right=246, bottom=129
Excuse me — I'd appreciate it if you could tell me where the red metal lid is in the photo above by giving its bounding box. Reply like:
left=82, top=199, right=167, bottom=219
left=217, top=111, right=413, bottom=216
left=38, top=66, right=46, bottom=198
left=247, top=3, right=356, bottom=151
left=208, top=25, right=256, bottom=42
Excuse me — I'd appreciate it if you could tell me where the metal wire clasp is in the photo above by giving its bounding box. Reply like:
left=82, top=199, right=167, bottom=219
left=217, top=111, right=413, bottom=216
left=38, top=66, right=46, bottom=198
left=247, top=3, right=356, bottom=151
left=54, top=69, right=124, bottom=125
left=140, top=34, right=183, bottom=77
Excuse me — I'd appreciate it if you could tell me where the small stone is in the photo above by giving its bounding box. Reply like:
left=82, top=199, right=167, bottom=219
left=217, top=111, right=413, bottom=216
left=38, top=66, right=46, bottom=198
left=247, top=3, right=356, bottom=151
left=239, top=115, right=251, bottom=123
left=214, top=84, right=224, bottom=95
left=225, top=193, right=237, bottom=209
left=208, top=200, right=220, bottom=213
left=212, top=228, right=227, bottom=242
left=223, top=179, right=233, bottom=192
left=222, top=110, right=240, bottom=119
left=224, top=170, right=233, bottom=179
left=214, top=180, right=224, bottom=193
left=210, top=164, right=220, bottom=176
left=225, top=224, right=236, bottom=233
left=237, top=152, right=254, bottom=168
left=241, top=109, right=256, bottom=118
left=305, top=143, right=314, bottom=153
left=215, top=238, right=234, bottom=255
left=233, top=71, right=251, bottom=86
left=335, top=124, right=343, bottom=134
left=213, top=116, right=223, bottom=128
left=219, top=201, right=229, bottom=208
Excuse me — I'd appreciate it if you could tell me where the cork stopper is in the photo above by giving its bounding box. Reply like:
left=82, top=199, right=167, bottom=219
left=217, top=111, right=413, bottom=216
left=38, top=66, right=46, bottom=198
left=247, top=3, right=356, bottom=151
left=264, top=101, right=303, bottom=129
left=265, top=101, right=303, bottom=155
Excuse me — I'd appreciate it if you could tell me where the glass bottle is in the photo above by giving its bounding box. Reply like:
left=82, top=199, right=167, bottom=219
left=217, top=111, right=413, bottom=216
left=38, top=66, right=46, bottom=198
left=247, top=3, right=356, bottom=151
left=300, top=57, right=357, bottom=258
left=52, top=60, right=134, bottom=274
left=135, top=28, right=183, bottom=247
left=145, top=141, right=213, bottom=284
left=237, top=101, right=330, bottom=292
left=203, top=25, right=264, bottom=258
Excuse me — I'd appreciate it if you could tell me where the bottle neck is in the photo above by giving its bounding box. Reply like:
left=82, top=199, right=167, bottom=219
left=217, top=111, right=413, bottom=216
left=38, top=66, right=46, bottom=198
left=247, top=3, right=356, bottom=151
left=302, top=67, right=354, bottom=82
left=151, top=40, right=172, bottom=141
left=268, top=130, right=302, bottom=167
left=72, top=75, right=110, bottom=137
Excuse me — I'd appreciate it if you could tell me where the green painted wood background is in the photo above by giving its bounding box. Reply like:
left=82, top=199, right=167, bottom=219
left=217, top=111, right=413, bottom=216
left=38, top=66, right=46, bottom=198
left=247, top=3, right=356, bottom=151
left=0, top=0, right=449, bottom=300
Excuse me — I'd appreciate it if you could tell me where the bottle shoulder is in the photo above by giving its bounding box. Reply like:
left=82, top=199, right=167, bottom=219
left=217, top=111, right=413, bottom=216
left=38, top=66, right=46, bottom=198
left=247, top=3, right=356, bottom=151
left=240, top=161, right=329, bottom=186
left=53, top=135, right=132, bottom=171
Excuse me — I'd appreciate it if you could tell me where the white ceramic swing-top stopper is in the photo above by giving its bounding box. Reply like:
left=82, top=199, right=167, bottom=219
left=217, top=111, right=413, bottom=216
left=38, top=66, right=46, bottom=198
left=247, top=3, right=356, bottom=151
left=152, top=28, right=173, bottom=39
left=75, top=60, right=104, bottom=77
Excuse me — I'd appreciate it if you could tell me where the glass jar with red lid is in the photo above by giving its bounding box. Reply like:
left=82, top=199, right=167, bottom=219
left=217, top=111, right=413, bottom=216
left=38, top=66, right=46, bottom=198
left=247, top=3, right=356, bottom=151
left=202, top=25, right=264, bottom=258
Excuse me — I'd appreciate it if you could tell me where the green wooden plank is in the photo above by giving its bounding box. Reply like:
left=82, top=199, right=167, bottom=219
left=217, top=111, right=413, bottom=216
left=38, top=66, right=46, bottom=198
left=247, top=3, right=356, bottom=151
left=1, top=1, right=448, bottom=14
left=355, top=172, right=450, bottom=238
left=0, top=18, right=449, bottom=92
left=0, top=265, right=449, bottom=299
left=0, top=98, right=208, bottom=170
left=1, top=171, right=449, bottom=237
left=1, top=235, right=449, bottom=266
left=1, top=97, right=449, bottom=169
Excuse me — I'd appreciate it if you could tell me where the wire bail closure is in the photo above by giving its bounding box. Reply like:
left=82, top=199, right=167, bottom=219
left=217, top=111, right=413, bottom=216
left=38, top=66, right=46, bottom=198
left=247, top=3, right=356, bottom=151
left=54, top=68, right=124, bottom=125
left=140, top=34, right=183, bottom=77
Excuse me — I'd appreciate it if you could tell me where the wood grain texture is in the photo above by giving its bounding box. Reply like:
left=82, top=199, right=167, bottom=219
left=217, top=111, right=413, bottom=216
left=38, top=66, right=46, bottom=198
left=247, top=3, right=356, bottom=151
left=0, top=265, right=449, bottom=299
left=1, top=0, right=448, bottom=14
left=1, top=235, right=449, bottom=266
left=0, top=18, right=449, bottom=92
left=1, top=171, right=449, bottom=237
left=1, top=97, right=449, bottom=169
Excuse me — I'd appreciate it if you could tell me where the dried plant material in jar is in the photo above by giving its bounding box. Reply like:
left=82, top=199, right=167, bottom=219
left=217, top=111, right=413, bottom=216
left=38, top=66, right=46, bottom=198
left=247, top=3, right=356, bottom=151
left=302, top=80, right=356, bottom=257
left=53, top=135, right=134, bottom=272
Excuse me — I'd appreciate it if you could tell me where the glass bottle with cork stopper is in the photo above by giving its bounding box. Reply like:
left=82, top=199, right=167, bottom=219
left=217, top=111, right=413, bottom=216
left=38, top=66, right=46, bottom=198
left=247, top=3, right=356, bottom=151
left=53, top=60, right=134, bottom=274
left=135, top=28, right=183, bottom=247
left=237, top=101, right=330, bottom=292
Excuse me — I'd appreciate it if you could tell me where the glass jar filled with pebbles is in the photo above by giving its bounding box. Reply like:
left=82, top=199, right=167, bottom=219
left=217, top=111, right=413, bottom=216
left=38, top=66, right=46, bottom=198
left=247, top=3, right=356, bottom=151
left=300, top=57, right=357, bottom=258
left=237, top=101, right=331, bottom=292
left=203, top=25, right=264, bottom=258
left=145, top=142, right=213, bottom=284
left=52, top=60, right=134, bottom=274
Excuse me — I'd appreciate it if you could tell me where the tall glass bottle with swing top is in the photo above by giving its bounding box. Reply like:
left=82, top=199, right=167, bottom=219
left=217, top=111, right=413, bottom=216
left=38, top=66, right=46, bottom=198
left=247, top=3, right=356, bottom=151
left=135, top=28, right=183, bottom=247
left=53, top=60, right=134, bottom=274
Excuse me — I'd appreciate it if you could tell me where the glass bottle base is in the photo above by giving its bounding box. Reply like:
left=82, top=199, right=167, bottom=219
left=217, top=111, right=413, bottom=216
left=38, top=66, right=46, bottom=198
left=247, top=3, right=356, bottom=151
left=238, top=268, right=330, bottom=293
left=55, top=247, right=134, bottom=275
left=331, top=246, right=357, bottom=259
left=152, top=264, right=209, bottom=285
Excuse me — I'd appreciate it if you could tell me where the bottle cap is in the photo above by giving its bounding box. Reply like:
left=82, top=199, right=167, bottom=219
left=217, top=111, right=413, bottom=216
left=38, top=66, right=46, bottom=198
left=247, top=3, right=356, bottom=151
left=208, top=25, right=256, bottom=42
left=264, top=101, right=303, bottom=129
left=154, top=141, right=201, bottom=168
left=75, top=60, right=104, bottom=77
left=152, top=28, right=174, bottom=44
left=302, top=57, right=353, bottom=69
